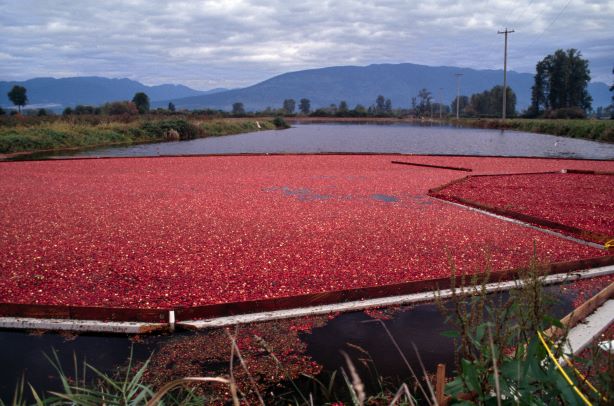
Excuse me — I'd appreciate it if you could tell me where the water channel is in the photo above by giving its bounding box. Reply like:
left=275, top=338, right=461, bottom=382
left=17, top=122, right=614, bottom=160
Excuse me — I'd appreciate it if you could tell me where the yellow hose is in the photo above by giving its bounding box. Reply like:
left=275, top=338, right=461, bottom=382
left=542, top=333, right=607, bottom=402
left=537, top=331, right=593, bottom=406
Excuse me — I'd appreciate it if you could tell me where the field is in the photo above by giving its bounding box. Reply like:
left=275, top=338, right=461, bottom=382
left=1, top=154, right=613, bottom=320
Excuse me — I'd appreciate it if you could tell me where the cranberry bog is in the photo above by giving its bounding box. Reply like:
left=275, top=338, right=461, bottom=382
left=1, top=154, right=613, bottom=324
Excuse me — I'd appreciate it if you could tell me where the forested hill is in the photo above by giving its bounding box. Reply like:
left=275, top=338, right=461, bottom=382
left=159, top=63, right=611, bottom=112
left=0, top=77, right=223, bottom=109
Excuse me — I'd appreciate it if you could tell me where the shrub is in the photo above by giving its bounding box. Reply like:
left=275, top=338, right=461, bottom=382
left=101, top=101, right=139, bottom=116
left=140, top=119, right=202, bottom=140
left=272, top=116, right=290, bottom=129
left=546, top=107, right=586, bottom=119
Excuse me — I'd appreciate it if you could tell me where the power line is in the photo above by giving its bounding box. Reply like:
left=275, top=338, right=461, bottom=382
left=526, top=0, right=572, bottom=48
left=508, top=0, right=536, bottom=28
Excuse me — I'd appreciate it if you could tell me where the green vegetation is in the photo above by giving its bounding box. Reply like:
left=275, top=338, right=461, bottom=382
left=451, top=118, right=614, bottom=142
left=272, top=116, right=290, bottom=129
left=283, top=99, right=296, bottom=114
left=0, top=117, right=281, bottom=155
left=434, top=262, right=605, bottom=405
left=132, top=92, right=150, bottom=114
left=299, top=98, right=310, bottom=115
left=529, top=49, right=592, bottom=117
left=7, top=85, right=28, bottom=113
left=464, top=86, right=517, bottom=117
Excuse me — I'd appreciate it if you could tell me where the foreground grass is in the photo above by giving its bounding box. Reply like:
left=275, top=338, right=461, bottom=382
left=451, top=118, right=614, bottom=142
left=0, top=117, right=282, bottom=155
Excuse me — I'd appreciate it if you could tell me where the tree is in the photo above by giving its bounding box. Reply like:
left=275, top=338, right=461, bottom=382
left=416, top=88, right=432, bottom=116
left=610, top=66, right=613, bottom=119
left=101, top=101, right=139, bottom=115
left=529, top=60, right=549, bottom=116
left=384, top=99, right=392, bottom=113
left=467, top=86, right=516, bottom=117
left=299, top=98, right=310, bottom=115
left=375, top=95, right=386, bottom=113
left=7, top=85, right=27, bottom=113
left=168, top=102, right=176, bottom=112
left=74, top=105, right=96, bottom=115
left=232, top=102, right=245, bottom=115
left=132, top=92, right=150, bottom=114
left=450, top=96, right=469, bottom=116
left=0, top=106, right=5, bottom=116
left=530, top=49, right=592, bottom=116
left=282, top=99, right=296, bottom=114
left=338, top=100, right=349, bottom=114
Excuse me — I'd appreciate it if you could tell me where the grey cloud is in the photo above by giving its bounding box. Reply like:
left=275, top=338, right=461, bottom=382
left=0, top=0, right=612, bottom=89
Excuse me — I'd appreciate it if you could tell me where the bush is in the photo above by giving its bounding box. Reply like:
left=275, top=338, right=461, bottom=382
left=546, top=107, right=586, bottom=119
left=272, top=116, right=290, bottom=128
left=140, top=119, right=202, bottom=140
left=101, top=101, right=139, bottom=116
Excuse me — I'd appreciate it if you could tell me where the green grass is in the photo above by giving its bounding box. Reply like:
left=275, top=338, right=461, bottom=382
left=451, top=118, right=614, bottom=142
left=0, top=117, right=281, bottom=154
left=199, top=118, right=276, bottom=136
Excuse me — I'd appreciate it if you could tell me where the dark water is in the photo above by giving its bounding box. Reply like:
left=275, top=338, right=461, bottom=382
left=0, top=330, right=157, bottom=400
left=0, top=287, right=574, bottom=401
left=303, top=287, right=573, bottom=381
left=19, top=123, right=614, bottom=160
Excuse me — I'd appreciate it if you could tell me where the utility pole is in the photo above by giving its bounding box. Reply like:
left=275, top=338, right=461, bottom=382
left=454, top=73, right=463, bottom=119
left=439, top=87, right=443, bottom=118
left=498, top=28, right=514, bottom=120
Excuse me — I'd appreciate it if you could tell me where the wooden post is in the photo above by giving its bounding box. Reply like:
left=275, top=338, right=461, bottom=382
left=436, top=363, right=446, bottom=405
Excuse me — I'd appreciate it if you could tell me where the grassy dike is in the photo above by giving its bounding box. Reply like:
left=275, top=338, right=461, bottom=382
left=451, top=118, right=614, bottom=143
left=0, top=117, right=283, bottom=155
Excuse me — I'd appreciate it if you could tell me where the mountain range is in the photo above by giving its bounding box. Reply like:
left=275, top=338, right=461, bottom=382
left=2, top=63, right=612, bottom=112
left=0, top=77, right=226, bottom=109
left=159, top=63, right=612, bottom=111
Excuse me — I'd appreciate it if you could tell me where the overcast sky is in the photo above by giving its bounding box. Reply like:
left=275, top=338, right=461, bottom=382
left=0, top=0, right=612, bottom=90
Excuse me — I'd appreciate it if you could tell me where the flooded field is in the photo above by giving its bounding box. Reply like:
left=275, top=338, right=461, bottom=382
left=1, top=123, right=612, bottom=401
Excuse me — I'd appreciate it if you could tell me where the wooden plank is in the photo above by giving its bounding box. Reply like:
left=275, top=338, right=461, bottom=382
left=0, top=317, right=168, bottom=334
left=544, top=282, right=614, bottom=339
left=0, top=303, right=169, bottom=323
left=563, top=169, right=614, bottom=175
left=391, top=160, right=472, bottom=172
left=427, top=176, right=470, bottom=194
